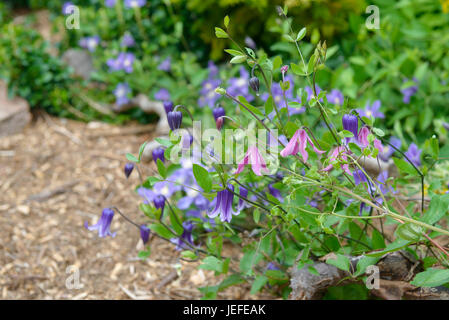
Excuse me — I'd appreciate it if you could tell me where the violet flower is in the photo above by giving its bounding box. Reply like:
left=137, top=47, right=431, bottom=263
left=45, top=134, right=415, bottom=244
left=356, top=100, right=384, bottom=119
left=171, top=221, right=195, bottom=251
left=62, top=2, right=75, bottom=15
left=140, top=225, right=150, bottom=244
left=178, top=187, right=210, bottom=211
left=237, top=186, right=252, bottom=211
left=208, top=184, right=239, bottom=223
left=113, top=82, right=131, bottom=106
left=198, top=78, right=221, bottom=108
left=121, top=33, right=135, bottom=47
left=266, top=262, right=280, bottom=271
left=244, top=36, right=257, bottom=50
left=158, top=57, right=171, bottom=72
left=235, top=145, right=269, bottom=176
left=207, top=61, right=219, bottom=78
left=124, top=0, right=146, bottom=8
left=107, top=53, right=135, bottom=73
left=120, top=53, right=135, bottom=73
left=105, top=0, right=117, bottom=8
left=155, top=88, right=171, bottom=101
left=304, top=85, right=322, bottom=102
left=327, top=89, right=344, bottom=105
left=137, top=181, right=181, bottom=204
left=405, top=143, right=422, bottom=167
left=280, top=129, right=325, bottom=162
left=85, top=208, right=117, bottom=238
left=401, top=78, right=418, bottom=104
left=79, top=36, right=100, bottom=52
left=268, top=184, right=283, bottom=202
left=227, top=67, right=254, bottom=102
left=379, top=137, right=401, bottom=161
left=353, top=169, right=369, bottom=186
left=261, top=75, right=305, bottom=116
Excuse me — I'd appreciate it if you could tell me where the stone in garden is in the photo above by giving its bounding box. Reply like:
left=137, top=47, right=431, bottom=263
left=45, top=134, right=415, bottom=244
left=62, top=49, right=95, bottom=80
left=0, top=81, right=32, bottom=137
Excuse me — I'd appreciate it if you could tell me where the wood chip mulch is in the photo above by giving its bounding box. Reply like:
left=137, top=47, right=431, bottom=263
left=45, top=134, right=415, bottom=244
left=0, top=113, right=276, bottom=300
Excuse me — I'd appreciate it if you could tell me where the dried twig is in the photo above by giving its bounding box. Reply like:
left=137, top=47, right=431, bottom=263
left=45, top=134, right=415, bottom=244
left=42, top=113, right=83, bottom=145
left=25, top=180, right=80, bottom=203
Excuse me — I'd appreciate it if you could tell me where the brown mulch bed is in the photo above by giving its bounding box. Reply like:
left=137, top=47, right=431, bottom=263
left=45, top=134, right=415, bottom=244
left=0, top=113, right=276, bottom=300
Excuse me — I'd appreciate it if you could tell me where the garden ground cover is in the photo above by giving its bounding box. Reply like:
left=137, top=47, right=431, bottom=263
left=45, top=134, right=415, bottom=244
left=0, top=114, right=275, bottom=300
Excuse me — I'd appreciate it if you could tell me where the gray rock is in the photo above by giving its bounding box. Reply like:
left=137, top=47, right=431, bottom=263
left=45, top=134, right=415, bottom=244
left=0, top=82, right=32, bottom=137
left=62, top=49, right=94, bottom=80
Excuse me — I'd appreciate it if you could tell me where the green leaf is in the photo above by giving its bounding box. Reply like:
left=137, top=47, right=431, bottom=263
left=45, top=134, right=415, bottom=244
left=238, top=96, right=264, bottom=117
left=296, top=27, right=306, bottom=41
left=291, top=62, right=308, bottom=76
left=354, top=256, right=380, bottom=277
left=224, top=49, right=242, bottom=57
left=149, top=223, right=175, bottom=239
left=138, top=250, right=151, bottom=259
left=326, top=254, right=350, bottom=272
left=411, top=269, right=449, bottom=287
left=307, top=53, right=317, bottom=74
left=224, top=15, right=230, bottom=29
left=372, top=127, right=385, bottom=137
left=366, top=239, right=410, bottom=257
left=138, top=141, right=148, bottom=161
left=126, top=153, right=138, bottom=163
left=168, top=208, right=183, bottom=235
left=250, top=275, right=268, bottom=294
left=181, top=250, right=198, bottom=260
left=155, top=137, right=172, bottom=147
left=240, top=250, right=263, bottom=275
left=282, top=34, right=295, bottom=43
left=219, top=273, right=244, bottom=291
left=272, top=56, right=283, bottom=71
left=215, top=27, right=228, bottom=38
left=395, top=223, right=423, bottom=241
left=264, top=96, right=274, bottom=115
left=422, top=194, right=449, bottom=225
left=192, top=164, right=212, bottom=193
left=253, top=209, right=260, bottom=224
left=230, top=55, right=247, bottom=64
left=393, top=157, right=418, bottom=176
left=199, top=256, right=227, bottom=274
left=156, top=159, right=167, bottom=179
left=371, top=229, right=386, bottom=249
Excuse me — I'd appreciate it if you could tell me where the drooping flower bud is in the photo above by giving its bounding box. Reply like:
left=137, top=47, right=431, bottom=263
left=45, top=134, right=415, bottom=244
left=152, top=147, right=165, bottom=164
left=249, top=76, right=260, bottom=93
left=342, top=114, right=359, bottom=140
left=163, top=101, right=173, bottom=114
left=153, top=194, right=166, bottom=214
left=167, top=110, right=182, bottom=131
left=216, top=117, right=224, bottom=130
left=281, top=65, right=289, bottom=74
left=212, top=107, right=225, bottom=121
left=124, top=162, right=134, bottom=178
left=140, top=224, right=150, bottom=244
left=213, top=107, right=225, bottom=130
